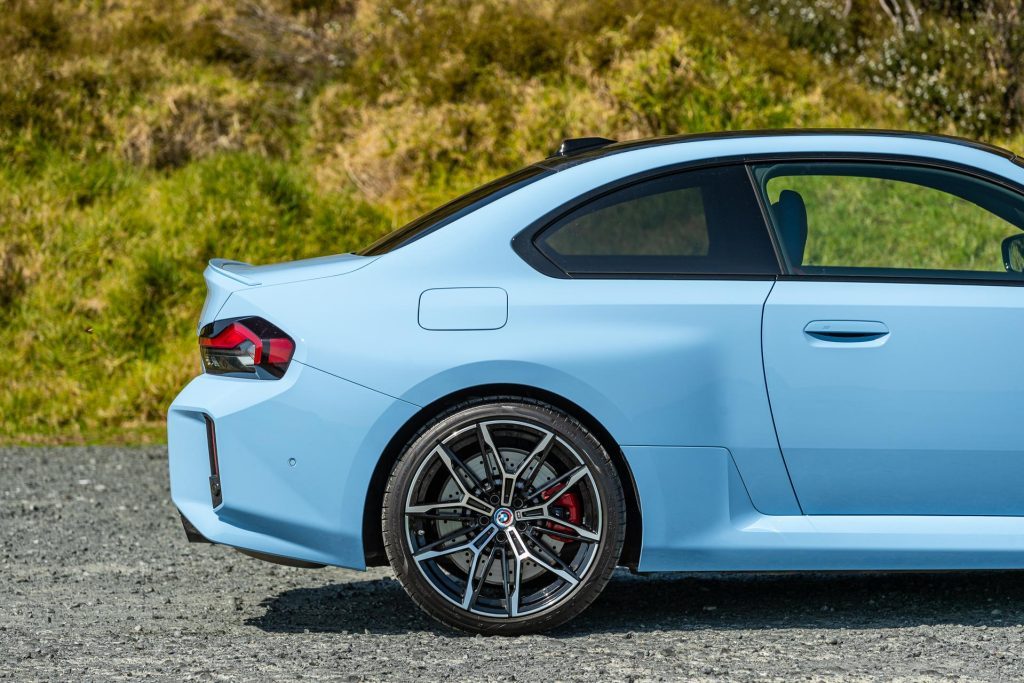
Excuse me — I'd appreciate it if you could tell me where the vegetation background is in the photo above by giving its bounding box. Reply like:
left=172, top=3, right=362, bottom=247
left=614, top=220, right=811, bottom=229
left=1, top=0, right=1022, bottom=444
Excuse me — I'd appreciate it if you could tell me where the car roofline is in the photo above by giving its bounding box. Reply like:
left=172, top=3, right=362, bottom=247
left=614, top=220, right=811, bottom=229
left=538, top=129, right=1020, bottom=170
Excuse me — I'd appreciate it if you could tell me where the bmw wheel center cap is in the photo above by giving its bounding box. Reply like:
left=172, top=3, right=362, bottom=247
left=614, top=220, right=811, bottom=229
left=493, top=507, right=515, bottom=529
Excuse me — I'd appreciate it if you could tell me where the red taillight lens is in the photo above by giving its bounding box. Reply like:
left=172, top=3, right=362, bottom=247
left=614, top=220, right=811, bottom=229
left=198, top=317, right=295, bottom=379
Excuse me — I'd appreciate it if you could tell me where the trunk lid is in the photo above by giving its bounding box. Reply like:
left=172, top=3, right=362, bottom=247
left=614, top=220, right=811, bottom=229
left=208, top=253, right=375, bottom=286
left=199, top=253, right=375, bottom=331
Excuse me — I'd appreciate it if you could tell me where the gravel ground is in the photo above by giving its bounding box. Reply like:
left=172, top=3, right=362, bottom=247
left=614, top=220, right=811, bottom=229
left=4, top=447, right=1024, bottom=682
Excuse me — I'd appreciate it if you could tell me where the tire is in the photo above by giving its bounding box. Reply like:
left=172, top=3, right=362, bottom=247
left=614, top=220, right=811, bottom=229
left=383, top=396, right=626, bottom=635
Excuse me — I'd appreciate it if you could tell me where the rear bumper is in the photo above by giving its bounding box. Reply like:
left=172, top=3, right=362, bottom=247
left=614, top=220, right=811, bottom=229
left=167, top=361, right=418, bottom=569
left=179, top=510, right=212, bottom=543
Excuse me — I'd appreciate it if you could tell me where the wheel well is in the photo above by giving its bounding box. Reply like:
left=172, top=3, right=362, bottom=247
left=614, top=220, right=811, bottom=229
left=361, top=384, right=643, bottom=570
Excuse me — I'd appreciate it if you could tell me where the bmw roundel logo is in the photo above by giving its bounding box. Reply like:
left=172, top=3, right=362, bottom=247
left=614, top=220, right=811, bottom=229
left=493, top=507, right=515, bottom=528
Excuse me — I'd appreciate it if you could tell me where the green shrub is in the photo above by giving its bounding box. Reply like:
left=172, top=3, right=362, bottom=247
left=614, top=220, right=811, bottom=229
left=733, top=0, right=1024, bottom=137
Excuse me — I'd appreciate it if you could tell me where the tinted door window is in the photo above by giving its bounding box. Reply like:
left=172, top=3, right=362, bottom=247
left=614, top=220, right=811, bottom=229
left=536, top=165, right=779, bottom=275
left=753, top=162, right=1024, bottom=280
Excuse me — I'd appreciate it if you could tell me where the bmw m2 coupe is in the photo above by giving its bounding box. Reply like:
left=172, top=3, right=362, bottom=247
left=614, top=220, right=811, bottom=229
left=170, top=130, right=1024, bottom=634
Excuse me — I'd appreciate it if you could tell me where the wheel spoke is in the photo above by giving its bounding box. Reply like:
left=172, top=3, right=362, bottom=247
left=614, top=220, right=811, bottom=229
left=458, top=525, right=500, bottom=608
left=464, top=541, right=500, bottom=610
left=529, top=465, right=588, bottom=502
left=476, top=422, right=503, bottom=484
left=406, top=496, right=491, bottom=517
left=500, top=546, right=514, bottom=617
left=521, top=513, right=600, bottom=542
left=412, top=525, right=476, bottom=559
left=519, top=431, right=556, bottom=490
left=524, top=528, right=586, bottom=576
left=414, top=540, right=471, bottom=562
left=416, top=444, right=493, bottom=516
left=477, top=421, right=518, bottom=506
left=523, top=535, right=577, bottom=587
left=512, top=430, right=554, bottom=483
left=495, top=427, right=555, bottom=506
left=535, top=525, right=599, bottom=544
left=405, top=511, right=478, bottom=522
left=437, top=444, right=485, bottom=495
left=505, top=527, right=580, bottom=587
left=505, top=534, right=523, bottom=617
left=405, top=501, right=461, bottom=515
left=415, top=523, right=498, bottom=562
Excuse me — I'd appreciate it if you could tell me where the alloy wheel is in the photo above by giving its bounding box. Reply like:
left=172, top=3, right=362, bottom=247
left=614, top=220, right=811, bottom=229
left=402, top=419, right=604, bottom=618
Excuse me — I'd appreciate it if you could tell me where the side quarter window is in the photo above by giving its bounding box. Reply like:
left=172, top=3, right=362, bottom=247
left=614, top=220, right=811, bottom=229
left=535, top=165, right=779, bottom=276
left=753, top=161, right=1024, bottom=281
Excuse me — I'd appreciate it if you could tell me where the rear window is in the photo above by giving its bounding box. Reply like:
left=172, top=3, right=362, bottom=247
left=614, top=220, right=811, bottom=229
left=359, top=165, right=552, bottom=256
left=535, top=165, right=780, bottom=275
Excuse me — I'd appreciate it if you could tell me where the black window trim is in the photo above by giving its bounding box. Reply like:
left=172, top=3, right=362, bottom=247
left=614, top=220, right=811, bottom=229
left=512, top=151, right=1024, bottom=287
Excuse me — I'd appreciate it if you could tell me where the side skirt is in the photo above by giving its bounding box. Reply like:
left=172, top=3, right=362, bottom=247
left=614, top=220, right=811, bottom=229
left=625, top=446, right=1024, bottom=572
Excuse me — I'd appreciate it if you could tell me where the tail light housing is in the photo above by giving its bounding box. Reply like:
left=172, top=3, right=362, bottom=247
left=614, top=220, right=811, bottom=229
left=199, top=317, right=295, bottom=379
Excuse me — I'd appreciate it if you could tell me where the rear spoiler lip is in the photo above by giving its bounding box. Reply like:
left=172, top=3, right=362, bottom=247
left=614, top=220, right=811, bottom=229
left=208, top=258, right=261, bottom=286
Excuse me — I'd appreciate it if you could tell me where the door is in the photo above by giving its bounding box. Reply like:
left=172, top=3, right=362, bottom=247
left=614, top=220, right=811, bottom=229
left=756, top=160, right=1024, bottom=515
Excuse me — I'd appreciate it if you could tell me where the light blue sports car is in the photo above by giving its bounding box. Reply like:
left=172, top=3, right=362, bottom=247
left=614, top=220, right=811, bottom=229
left=169, top=130, right=1024, bottom=634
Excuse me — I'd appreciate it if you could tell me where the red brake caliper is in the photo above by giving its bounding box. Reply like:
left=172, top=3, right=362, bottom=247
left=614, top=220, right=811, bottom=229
left=539, top=483, right=582, bottom=541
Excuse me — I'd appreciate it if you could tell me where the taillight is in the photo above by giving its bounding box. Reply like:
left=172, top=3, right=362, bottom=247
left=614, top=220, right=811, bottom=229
left=198, top=317, right=295, bottom=379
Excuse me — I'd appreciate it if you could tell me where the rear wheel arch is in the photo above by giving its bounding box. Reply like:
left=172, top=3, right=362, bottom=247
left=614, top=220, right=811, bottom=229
left=361, top=384, right=643, bottom=571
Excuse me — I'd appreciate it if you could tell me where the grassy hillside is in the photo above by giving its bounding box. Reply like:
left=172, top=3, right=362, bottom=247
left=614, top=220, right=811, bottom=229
left=0, top=0, right=1020, bottom=444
